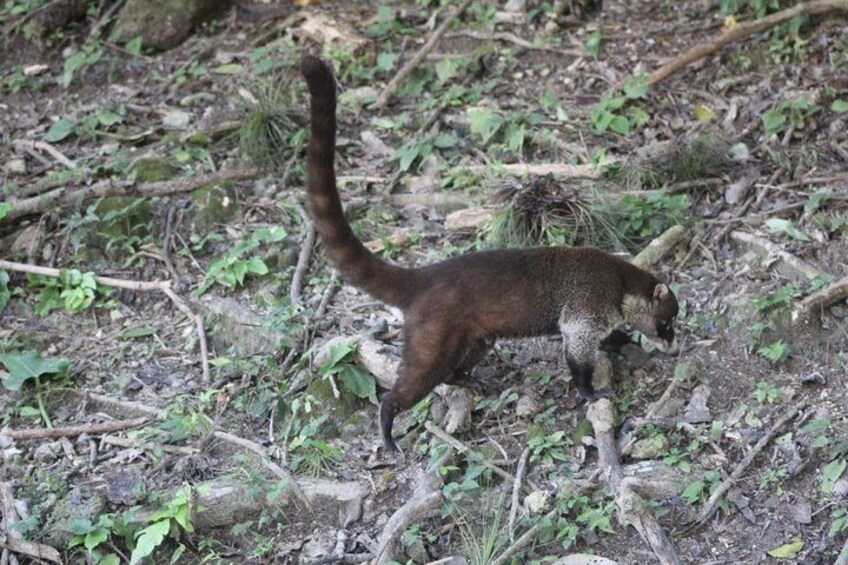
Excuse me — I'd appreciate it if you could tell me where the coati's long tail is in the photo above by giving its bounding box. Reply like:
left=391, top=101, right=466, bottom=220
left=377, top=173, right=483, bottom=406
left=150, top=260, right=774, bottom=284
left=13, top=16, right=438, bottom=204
left=300, top=56, right=417, bottom=308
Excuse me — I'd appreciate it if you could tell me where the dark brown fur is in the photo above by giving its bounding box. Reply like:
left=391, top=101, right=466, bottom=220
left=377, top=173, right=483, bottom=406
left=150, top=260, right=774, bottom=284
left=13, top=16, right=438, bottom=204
left=300, top=56, right=679, bottom=451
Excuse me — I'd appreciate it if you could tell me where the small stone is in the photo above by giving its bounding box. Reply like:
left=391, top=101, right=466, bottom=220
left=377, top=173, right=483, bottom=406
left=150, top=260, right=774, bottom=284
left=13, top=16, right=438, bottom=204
left=503, top=0, right=526, bottom=12
left=162, top=109, right=191, bottom=130
left=34, top=441, right=62, bottom=463
left=631, top=436, right=669, bottom=459
left=6, top=158, right=26, bottom=175
left=516, top=394, right=541, bottom=418
left=789, top=497, right=812, bottom=524
left=23, top=64, right=49, bottom=76
left=524, top=490, right=551, bottom=515
left=684, top=384, right=712, bottom=424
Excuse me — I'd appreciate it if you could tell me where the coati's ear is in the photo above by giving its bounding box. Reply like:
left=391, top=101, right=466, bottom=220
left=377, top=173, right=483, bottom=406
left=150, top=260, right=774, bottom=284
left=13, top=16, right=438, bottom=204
left=653, top=284, right=670, bottom=302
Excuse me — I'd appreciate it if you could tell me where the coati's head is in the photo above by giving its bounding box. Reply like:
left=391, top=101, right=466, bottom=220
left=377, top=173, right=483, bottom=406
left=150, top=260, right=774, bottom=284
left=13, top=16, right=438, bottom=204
left=623, top=283, right=679, bottom=353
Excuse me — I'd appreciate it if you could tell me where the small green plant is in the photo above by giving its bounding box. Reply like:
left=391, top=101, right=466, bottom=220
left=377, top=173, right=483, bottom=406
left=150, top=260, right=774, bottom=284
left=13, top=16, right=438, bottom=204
left=59, top=43, right=104, bottom=88
left=754, top=381, right=781, bottom=404
left=486, top=176, right=624, bottom=249
left=195, top=226, right=287, bottom=295
left=528, top=430, right=570, bottom=465
left=534, top=490, right=616, bottom=552
left=681, top=469, right=722, bottom=504
left=456, top=495, right=509, bottom=565
left=467, top=106, right=545, bottom=157
left=829, top=507, right=848, bottom=538
left=757, top=340, right=789, bottom=364
left=758, top=466, right=788, bottom=490
left=589, top=76, right=650, bottom=135
left=238, top=77, right=305, bottom=170
left=719, top=0, right=780, bottom=18
left=319, top=341, right=378, bottom=404
left=615, top=191, right=690, bottom=241
left=762, top=97, right=821, bottom=137
left=821, top=442, right=848, bottom=494
left=70, top=486, right=202, bottom=565
left=26, top=269, right=101, bottom=315
left=585, top=30, right=602, bottom=60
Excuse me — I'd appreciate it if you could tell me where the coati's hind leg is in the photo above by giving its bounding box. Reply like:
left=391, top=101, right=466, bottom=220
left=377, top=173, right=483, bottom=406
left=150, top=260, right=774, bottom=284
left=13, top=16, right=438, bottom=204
left=444, top=338, right=493, bottom=394
left=379, top=324, right=472, bottom=452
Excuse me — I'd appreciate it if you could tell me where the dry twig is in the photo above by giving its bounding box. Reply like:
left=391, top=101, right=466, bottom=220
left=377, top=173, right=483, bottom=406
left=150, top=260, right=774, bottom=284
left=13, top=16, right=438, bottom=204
left=372, top=0, right=474, bottom=111
left=12, top=140, right=76, bottom=169
left=508, top=447, right=530, bottom=542
left=291, top=201, right=316, bottom=304
left=424, top=421, right=518, bottom=484
left=794, top=275, right=848, bottom=321
left=0, top=259, right=170, bottom=292
left=648, top=0, right=848, bottom=86
left=692, top=399, right=807, bottom=528
left=4, top=167, right=263, bottom=223
left=2, top=417, right=148, bottom=440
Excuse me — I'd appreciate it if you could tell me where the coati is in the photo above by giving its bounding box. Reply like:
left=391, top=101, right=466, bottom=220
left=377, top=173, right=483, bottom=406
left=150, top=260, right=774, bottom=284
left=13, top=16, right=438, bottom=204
left=300, top=55, right=679, bottom=452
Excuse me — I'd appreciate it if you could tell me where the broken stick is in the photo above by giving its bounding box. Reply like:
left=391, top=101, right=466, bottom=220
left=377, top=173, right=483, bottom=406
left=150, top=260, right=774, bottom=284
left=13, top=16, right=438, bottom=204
left=2, top=417, right=148, bottom=440
left=648, top=0, right=848, bottom=86
left=371, top=0, right=474, bottom=111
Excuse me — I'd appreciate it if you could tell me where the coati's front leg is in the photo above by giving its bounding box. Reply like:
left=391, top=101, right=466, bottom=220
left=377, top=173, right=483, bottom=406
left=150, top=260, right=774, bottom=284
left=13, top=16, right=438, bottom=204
left=561, top=321, right=613, bottom=401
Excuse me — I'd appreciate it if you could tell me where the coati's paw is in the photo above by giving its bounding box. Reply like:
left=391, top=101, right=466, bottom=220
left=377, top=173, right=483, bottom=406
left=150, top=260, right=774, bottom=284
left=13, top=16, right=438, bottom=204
left=578, top=387, right=615, bottom=401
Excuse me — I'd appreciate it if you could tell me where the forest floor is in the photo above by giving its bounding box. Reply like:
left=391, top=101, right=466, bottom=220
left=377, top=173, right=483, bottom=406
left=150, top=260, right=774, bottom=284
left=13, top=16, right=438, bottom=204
left=1, top=1, right=848, bottom=564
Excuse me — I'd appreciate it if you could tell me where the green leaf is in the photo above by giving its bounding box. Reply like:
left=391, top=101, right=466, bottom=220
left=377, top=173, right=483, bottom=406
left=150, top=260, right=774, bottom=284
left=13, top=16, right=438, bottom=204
left=608, top=115, right=631, bottom=135
left=766, top=539, right=803, bottom=558
left=125, top=36, right=144, bottom=55
left=321, top=341, right=356, bottom=374
left=0, top=270, right=10, bottom=311
left=212, top=64, right=244, bottom=74
left=765, top=218, right=809, bottom=241
left=681, top=480, right=704, bottom=504
left=119, top=326, right=157, bottom=339
left=96, top=109, right=123, bottom=127
left=821, top=458, right=847, bottom=493
left=627, top=106, right=650, bottom=127
left=467, top=108, right=504, bottom=145
left=376, top=52, right=399, bottom=72
left=433, top=133, right=459, bottom=149
left=44, top=119, right=75, bottom=142
left=130, top=519, right=171, bottom=565
left=98, top=555, right=121, bottom=565
left=338, top=365, right=378, bottom=404
left=0, top=202, right=10, bottom=221
left=85, top=527, right=109, bottom=551
left=762, top=109, right=787, bottom=135
left=585, top=30, right=601, bottom=60
left=832, top=99, right=848, bottom=113
left=622, top=75, right=649, bottom=99
left=0, top=351, right=70, bottom=391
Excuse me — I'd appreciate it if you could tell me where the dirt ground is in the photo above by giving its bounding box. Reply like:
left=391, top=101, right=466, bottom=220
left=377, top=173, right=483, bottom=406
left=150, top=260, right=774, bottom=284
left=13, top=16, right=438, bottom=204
left=1, top=1, right=848, bottom=564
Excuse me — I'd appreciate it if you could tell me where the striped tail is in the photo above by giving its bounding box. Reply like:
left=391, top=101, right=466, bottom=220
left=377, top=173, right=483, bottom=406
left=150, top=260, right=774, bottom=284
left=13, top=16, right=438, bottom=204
left=300, top=55, right=417, bottom=309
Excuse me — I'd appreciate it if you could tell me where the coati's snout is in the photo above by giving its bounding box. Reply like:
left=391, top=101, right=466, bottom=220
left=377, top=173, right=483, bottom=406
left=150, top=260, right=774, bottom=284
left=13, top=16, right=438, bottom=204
left=625, top=283, right=679, bottom=354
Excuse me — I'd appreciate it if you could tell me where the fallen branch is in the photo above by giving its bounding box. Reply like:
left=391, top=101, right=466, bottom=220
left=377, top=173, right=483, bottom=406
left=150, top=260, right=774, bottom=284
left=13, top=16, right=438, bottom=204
left=508, top=447, right=530, bottom=542
left=491, top=506, right=558, bottom=565
left=729, top=231, right=826, bottom=282
left=0, top=259, right=170, bottom=292
left=374, top=459, right=448, bottom=565
left=85, top=392, right=309, bottom=506
left=290, top=201, right=316, bottom=304
left=692, top=399, right=807, bottom=528
left=101, top=435, right=198, bottom=455
left=161, top=286, right=210, bottom=383
left=424, top=421, right=518, bottom=485
left=448, top=30, right=582, bottom=56
left=2, top=539, right=62, bottom=564
left=632, top=225, right=687, bottom=270
left=647, top=0, right=848, bottom=86
left=588, top=400, right=681, bottom=565
left=1, top=417, right=148, bottom=440
left=4, top=167, right=263, bottom=223
left=455, top=162, right=603, bottom=179
left=793, top=275, right=848, bottom=321
left=372, top=0, right=474, bottom=111
left=12, top=139, right=76, bottom=169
